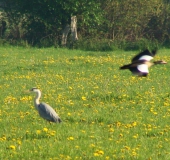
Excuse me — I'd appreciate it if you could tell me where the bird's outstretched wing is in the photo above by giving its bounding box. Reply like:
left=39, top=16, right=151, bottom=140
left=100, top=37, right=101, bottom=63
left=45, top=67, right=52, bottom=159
left=132, top=49, right=157, bottom=62
left=38, top=102, right=61, bottom=122
left=137, top=64, right=149, bottom=73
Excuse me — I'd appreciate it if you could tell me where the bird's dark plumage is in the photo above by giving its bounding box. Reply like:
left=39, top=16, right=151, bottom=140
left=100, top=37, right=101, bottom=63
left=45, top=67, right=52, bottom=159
left=120, top=49, right=166, bottom=77
left=132, top=49, right=156, bottom=62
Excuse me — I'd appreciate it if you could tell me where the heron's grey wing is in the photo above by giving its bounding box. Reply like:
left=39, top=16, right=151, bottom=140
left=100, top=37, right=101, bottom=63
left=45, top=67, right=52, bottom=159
left=38, top=102, right=61, bottom=122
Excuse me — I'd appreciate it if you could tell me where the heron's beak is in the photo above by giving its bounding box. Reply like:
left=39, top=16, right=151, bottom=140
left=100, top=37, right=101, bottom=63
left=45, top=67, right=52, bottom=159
left=24, top=90, right=31, bottom=93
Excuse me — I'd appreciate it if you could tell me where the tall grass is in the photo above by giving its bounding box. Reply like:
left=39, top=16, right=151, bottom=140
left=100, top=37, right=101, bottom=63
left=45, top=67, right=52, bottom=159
left=0, top=46, right=170, bottom=159
left=72, top=38, right=162, bottom=51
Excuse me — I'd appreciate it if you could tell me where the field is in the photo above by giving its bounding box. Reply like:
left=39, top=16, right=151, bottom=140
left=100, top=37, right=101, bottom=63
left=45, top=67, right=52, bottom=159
left=0, top=46, right=170, bottom=159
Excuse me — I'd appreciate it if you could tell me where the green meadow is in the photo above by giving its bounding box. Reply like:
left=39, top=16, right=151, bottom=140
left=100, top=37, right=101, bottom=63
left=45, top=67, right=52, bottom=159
left=0, top=46, right=170, bottom=159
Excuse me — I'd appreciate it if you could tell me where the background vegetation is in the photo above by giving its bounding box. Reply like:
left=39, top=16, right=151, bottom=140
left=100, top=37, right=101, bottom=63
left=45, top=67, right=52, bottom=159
left=0, top=0, right=170, bottom=50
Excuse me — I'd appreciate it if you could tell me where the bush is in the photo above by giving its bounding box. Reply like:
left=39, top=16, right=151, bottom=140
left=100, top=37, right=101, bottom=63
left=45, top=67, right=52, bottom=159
left=73, top=37, right=162, bottom=51
left=73, top=37, right=119, bottom=51
left=118, top=39, right=161, bottom=51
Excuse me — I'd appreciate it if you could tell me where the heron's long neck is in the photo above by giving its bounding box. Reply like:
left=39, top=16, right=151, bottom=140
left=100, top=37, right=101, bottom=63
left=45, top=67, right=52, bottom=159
left=34, top=91, right=41, bottom=109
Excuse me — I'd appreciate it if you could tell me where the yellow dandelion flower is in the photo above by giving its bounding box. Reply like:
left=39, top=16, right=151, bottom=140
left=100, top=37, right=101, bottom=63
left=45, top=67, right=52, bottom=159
left=17, top=140, right=22, bottom=145
left=132, top=151, right=137, bottom=156
left=98, top=150, right=104, bottom=155
left=94, top=153, right=100, bottom=157
left=81, top=96, right=86, bottom=100
left=26, top=130, right=29, bottom=133
left=36, top=130, right=41, bottom=134
left=81, top=130, right=86, bottom=133
left=159, top=132, right=164, bottom=135
left=94, top=150, right=104, bottom=156
left=164, top=102, right=169, bottom=106
left=94, top=86, right=99, bottom=89
left=91, top=91, right=94, bottom=94
left=147, top=124, right=152, bottom=128
left=133, top=134, right=138, bottom=139
left=9, top=145, right=16, bottom=150
left=2, top=135, right=6, bottom=141
left=124, top=146, right=130, bottom=150
left=89, top=144, right=95, bottom=147
left=132, top=122, right=137, bottom=127
left=43, top=128, right=48, bottom=132
left=119, top=133, right=123, bottom=137
left=67, top=112, right=71, bottom=116
left=116, top=122, right=121, bottom=127
left=69, top=86, right=73, bottom=90
left=109, top=128, right=114, bottom=132
left=50, top=132, right=55, bottom=136
left=50, top=130, right=56, bottom=135
left=67, top=136, right=74, bottom=140
left=75, top=145, right=79, bottom=149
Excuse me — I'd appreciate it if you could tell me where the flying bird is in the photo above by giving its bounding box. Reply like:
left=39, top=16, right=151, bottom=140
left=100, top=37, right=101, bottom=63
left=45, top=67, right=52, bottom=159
left=29, top=87, right=62, bottom=123
left=120, top=49, right=167, bottom=77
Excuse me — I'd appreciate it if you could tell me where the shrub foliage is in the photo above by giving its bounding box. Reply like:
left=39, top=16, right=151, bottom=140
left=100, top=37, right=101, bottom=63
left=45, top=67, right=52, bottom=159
left=0, top=0, right=170, bottom=49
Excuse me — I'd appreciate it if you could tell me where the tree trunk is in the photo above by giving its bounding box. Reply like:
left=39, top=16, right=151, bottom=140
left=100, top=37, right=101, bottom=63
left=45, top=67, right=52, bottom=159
left=71, top=16, right=78, bottom=42
left=61, top=16, right=78, bottom=47
left=61, top=24, right=70, bottom=46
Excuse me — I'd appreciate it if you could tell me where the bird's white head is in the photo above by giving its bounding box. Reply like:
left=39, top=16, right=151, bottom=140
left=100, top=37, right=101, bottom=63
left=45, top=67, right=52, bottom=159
left=29, top=87, right=41, bottom=106
left=154, top=60, right=167, bottom=64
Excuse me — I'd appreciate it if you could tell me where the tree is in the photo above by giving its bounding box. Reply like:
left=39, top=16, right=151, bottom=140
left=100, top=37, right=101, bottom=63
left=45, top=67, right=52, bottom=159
left=1, top=0, right=103, bottom=45
left=102, top=0, right=169, bottom=42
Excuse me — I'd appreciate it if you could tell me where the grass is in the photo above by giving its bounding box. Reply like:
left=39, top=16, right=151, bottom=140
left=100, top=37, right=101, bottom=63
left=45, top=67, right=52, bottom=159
left=0, top=46, right=170, bottom=159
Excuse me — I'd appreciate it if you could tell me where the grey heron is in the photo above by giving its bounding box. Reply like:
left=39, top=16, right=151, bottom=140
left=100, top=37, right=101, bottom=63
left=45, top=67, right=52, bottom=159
left=29, top=87, right=62, bottom=123
left=120, top=49, right=167, bottom=77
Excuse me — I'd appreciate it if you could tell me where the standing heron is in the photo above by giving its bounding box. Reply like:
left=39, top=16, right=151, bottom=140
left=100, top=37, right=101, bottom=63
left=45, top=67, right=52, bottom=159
left=29, top=87, right=62, bottom=123
left=120, top=49, right=167, bottom=77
